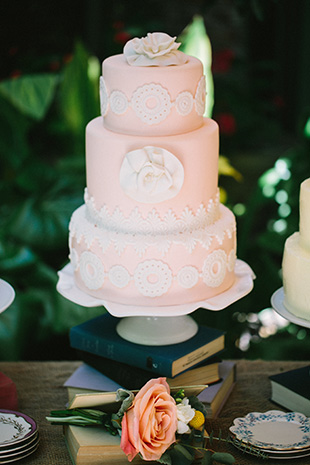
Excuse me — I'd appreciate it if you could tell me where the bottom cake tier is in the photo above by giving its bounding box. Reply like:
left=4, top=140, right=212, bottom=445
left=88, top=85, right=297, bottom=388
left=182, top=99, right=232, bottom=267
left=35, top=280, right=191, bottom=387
left=68, top=203, right=237, bottom=307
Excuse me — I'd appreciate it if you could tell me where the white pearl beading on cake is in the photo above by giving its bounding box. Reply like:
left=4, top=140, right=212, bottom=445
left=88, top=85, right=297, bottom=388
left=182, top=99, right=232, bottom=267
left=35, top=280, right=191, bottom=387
left=99, top=75, right=206, bottom=124
left=69, top=191, right=236, bottom=257
left=70, top=250, right=236, bottom=296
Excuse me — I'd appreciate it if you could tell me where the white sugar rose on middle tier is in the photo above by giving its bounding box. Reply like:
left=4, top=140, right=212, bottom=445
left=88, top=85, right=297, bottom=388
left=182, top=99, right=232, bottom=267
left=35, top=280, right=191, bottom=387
left=62, top=32, right=254, bottom=318
left=119, top=146, right=184, bottom=203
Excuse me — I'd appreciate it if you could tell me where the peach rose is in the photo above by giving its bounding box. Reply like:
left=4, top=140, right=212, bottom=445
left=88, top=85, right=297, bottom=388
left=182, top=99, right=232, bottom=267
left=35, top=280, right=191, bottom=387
left=120, top=377, right=178, bottom=462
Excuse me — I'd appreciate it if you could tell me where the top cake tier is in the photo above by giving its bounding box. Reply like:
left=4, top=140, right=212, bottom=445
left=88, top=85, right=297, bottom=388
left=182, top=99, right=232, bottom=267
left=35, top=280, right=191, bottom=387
left=100, top=33, right=205, bottom=136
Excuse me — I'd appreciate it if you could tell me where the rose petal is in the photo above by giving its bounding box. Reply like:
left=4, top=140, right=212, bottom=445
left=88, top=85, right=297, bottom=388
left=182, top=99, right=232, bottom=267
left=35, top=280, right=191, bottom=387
left=120, top=413, right=138, bottom=462
left=123, top=378, right=178, bottom=462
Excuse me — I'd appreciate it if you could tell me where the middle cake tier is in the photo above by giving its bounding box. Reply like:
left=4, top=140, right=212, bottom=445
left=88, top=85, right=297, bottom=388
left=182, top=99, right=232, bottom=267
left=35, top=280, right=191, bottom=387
left=85, top=116, right=219, bottom=218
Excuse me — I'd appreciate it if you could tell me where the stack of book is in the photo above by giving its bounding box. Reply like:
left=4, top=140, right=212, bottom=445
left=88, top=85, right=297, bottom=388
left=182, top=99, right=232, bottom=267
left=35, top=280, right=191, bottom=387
left=64, top=313, right=236, bottom=464
left=66, top=313, right=235, bottom=414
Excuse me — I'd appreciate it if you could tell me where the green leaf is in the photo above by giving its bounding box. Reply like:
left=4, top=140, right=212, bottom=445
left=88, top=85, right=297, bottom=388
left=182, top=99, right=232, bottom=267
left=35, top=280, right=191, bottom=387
left=170, top=444, right=194, bottom=465
left=0, top=95, right=31, bottom=168
left=158, top=450, right=173, bottom=465
left=201, top=450, right=213, bottom=465
left=211, top=452, right=236, bottom=464
left=0, top=245, right=37, bottom=273
left=59, top=41, right=99, bottom=139
left=188, top=395, right=208, bottom=417
left=115, top=388, right=134, bottom=418
left=7, top=189, right=81, bottom=252
left=0, top=74, right=59, bottom=120
left=47, top=408, right=110, bottom=427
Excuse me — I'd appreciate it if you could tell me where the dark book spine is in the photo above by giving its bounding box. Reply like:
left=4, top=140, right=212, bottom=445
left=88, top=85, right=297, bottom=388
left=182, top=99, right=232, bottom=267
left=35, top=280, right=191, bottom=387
left=70, top=314, right=225, bottom=378
left=70, top=327, right=173, bottom=376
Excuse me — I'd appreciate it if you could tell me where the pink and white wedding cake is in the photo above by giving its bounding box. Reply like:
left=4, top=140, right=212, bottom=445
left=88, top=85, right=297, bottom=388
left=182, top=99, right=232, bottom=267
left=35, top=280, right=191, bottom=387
left=68, top=33, right=237, bottom=310
left=282, top=178, right=310, bottom=320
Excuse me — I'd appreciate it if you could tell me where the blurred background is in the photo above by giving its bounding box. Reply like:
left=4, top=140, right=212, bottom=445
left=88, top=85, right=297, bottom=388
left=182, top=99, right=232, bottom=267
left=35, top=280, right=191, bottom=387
left=0, top=0, right=310, bottom=361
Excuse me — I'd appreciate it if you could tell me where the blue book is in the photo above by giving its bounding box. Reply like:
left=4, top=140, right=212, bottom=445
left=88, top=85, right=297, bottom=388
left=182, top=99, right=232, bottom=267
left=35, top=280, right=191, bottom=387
left=69, top=313, right=225, bottom=378
left=269, top=365, right=310, bottom=416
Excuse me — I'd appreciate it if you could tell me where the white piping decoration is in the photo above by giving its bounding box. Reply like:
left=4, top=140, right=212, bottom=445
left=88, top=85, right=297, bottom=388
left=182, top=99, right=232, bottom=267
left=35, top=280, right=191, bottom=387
left=84, top=188, right=220, bottom=234
left=99, top=75, right=206, bottom=124
left=202, top=249, right=227, bottom=288
left=71, top=249, right=236, bottom=296
left=69, top=194, right=236, bottom=257
left=79, top=251, right=105, bottom=290
left=134, top=260, right=173, bottom=297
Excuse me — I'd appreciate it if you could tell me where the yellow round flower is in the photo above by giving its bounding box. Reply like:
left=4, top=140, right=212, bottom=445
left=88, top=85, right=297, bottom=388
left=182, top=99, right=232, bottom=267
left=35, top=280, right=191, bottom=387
left=189, top=410, right=205, bottom=429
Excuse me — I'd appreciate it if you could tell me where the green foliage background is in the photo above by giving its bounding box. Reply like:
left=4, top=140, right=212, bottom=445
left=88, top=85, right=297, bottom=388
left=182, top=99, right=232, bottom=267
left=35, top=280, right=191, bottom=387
left=1, top=9, right=310, bottom=361
left=0, top=43, right=105, bottom=360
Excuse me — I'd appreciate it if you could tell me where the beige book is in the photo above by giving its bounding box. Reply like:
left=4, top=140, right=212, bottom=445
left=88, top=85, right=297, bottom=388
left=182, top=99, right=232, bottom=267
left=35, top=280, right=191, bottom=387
left=64, top=425, right=149, bottom=465
left=68, top=385, right=207, bottom=410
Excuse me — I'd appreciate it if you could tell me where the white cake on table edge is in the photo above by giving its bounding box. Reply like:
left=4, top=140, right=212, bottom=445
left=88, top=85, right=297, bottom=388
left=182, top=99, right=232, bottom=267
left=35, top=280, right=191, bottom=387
left=282, top=178, right=310, bottom=320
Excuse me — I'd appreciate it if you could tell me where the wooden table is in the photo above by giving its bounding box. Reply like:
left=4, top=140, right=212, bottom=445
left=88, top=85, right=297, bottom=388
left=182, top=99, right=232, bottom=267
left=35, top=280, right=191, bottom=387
left=0, top=360, right=309, bottom=464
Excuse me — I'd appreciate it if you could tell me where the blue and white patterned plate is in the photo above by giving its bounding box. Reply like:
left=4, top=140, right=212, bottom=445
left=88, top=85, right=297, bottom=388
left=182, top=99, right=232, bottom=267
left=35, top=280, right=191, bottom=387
left=229, top=410, right=310, bottom=451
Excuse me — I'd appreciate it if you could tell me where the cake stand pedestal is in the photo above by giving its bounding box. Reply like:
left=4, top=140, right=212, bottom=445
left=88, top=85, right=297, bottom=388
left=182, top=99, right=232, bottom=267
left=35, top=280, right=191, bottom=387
left=57, top=259, right=255, bottom=345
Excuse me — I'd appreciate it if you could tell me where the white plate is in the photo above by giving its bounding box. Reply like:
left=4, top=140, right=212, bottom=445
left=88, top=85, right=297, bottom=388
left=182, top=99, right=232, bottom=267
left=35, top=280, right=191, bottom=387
left=271, top=287, right=310, bottom=328
left=0, top=411, right=37, bottom=448
left=0, top=280, right=15, bottom=314
left=229, top=410, right=310, bottom=451
left=0, top=433, right=39, bottom=456
left=0, top=435, right=39, bottom=460
left=232, top=436, right=310, bottom=460
left=57, top=259, right=255, bottom=317
left=0, top=442, right=39, bottom=463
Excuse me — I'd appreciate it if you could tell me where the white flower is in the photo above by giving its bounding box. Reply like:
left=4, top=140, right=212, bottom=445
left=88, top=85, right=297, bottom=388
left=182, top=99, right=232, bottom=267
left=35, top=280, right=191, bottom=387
left=119, top=146, right=184, bottom=204
left=176, top=398, right=195, bottom=434
left=123, top=32, right=188, bottom=67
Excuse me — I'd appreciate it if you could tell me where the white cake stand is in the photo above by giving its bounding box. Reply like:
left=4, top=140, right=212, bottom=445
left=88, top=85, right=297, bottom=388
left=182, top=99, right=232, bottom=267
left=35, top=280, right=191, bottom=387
left=57, top=259, right=255, bottom=345
left=271, top=287, right=310, bottom=329
left=0, top=279, right=15, bottom=314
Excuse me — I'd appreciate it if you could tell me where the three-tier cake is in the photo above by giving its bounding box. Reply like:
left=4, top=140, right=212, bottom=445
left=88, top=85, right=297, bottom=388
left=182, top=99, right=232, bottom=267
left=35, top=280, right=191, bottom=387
left=68, top=33, right=237, bottom=311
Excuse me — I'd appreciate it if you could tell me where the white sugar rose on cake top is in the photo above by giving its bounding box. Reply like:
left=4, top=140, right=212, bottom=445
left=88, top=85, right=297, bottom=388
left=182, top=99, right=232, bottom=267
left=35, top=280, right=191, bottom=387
left=65, top=32, right=244, bottom=314
left=123, top=32, right=188, bottom=66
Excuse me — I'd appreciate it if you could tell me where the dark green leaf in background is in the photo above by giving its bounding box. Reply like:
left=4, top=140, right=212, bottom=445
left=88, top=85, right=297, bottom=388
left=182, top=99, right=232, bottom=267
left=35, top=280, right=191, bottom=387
left=0, top=74, right=59, bottom=120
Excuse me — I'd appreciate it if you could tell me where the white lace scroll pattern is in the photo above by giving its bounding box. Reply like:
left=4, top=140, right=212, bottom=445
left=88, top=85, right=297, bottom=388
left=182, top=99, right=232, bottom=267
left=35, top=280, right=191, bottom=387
left=72, top=250, right=236, bottom=296
left=99, top=75, right=206, bottom=124
left=84, top=188, right=220, bottom=234
left=69, top=196, right=235, bottom=257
